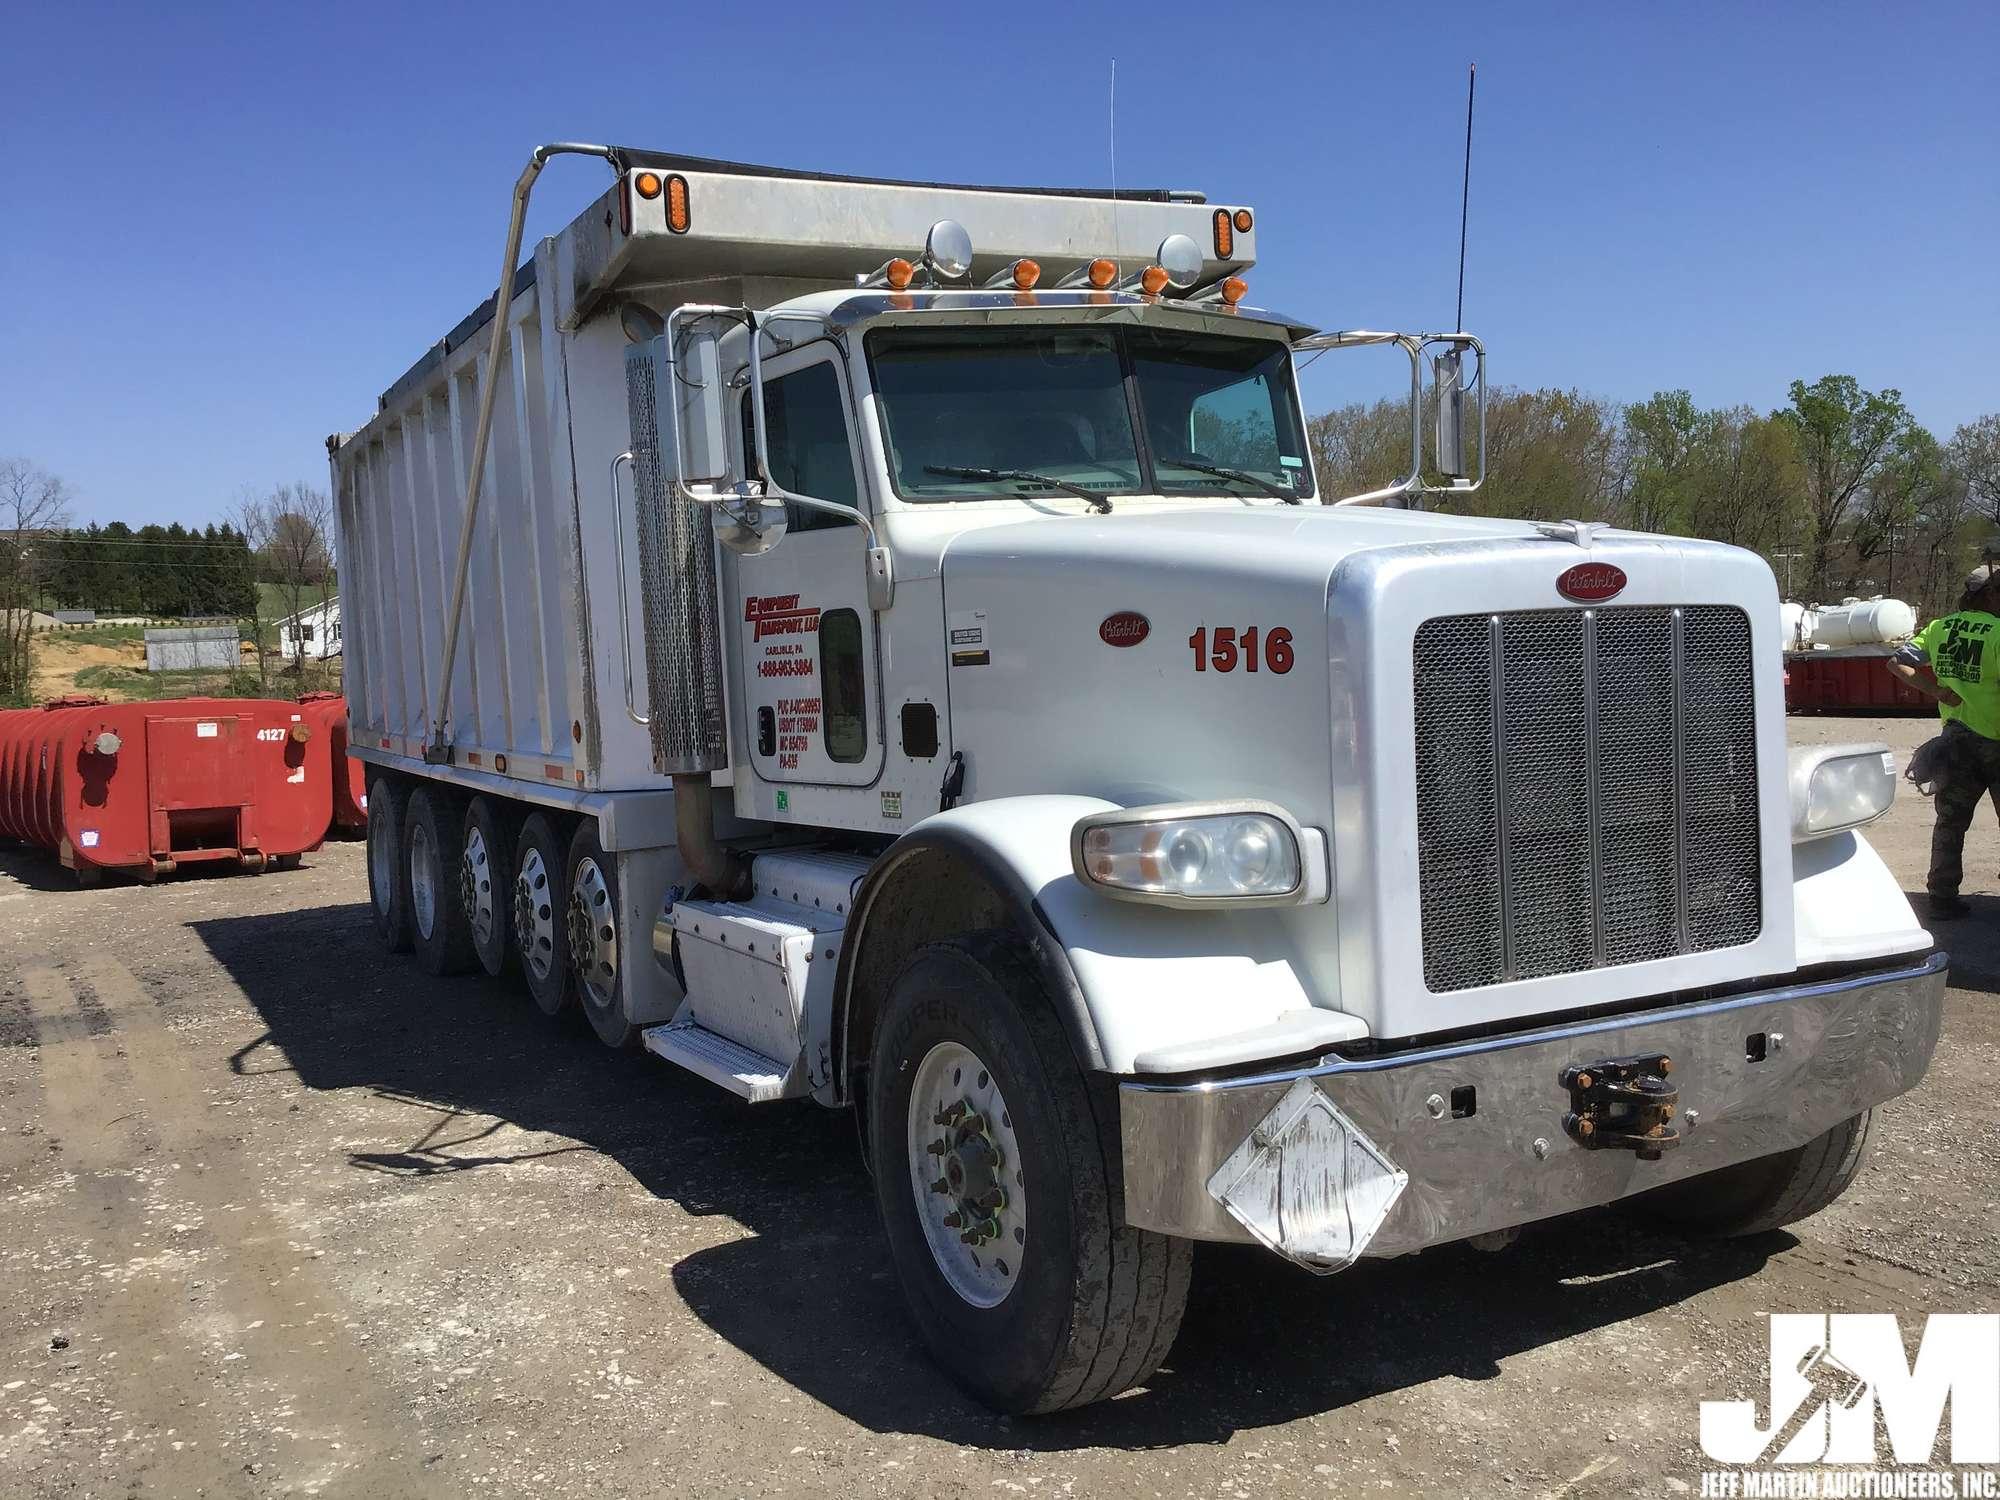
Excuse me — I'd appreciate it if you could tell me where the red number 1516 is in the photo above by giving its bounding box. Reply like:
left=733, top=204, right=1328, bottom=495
left=1189, top=625, right=1293, bottom=674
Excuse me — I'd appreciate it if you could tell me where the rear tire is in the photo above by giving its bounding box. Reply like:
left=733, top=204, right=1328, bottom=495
left=512, top=812, right=573, bottom=1017
left=461, top=796, right=513, bottom=979
left=366, top=775, right=412, bottom=953
left=1631, top=1110, right=1874, bottom=1237
left=406, top=785, right=476, bottom=977
left=866, top=932, right=1192, bottom=1413
left=567, top=822, right=635, bottom=1049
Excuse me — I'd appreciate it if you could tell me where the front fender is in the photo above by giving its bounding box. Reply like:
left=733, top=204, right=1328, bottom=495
left=833, top=795, right=1364, bottom=1099
left=1792, top=829, right=1932, bottom=967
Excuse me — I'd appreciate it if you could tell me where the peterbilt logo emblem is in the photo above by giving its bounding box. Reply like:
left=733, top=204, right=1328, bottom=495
left=1099, top=611, right=1150, bottom=647
left=1556, top=563, right=1627, bottom=602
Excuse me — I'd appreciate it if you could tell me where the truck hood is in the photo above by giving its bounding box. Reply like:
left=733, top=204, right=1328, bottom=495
left=937, top=503, right=1795, bottom=1041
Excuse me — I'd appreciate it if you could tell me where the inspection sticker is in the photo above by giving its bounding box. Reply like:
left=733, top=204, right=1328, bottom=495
left=196, top=721, right=218, bottom=738
left=79, top=831, right=99, bottom=848
left=881, top=790, right=903, bottom=820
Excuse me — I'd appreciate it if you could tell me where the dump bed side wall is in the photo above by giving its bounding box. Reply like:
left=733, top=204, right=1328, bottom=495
left=330, top=240, right=656, bottom=793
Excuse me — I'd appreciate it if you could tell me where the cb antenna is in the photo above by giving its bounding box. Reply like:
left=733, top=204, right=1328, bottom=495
left=1109, top=58, right=1121, bottom=269
left=1455, top=62, right=1476, bottom=332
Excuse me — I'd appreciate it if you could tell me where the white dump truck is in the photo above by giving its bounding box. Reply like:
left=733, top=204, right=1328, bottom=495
left=330, top=144, right=1945, bottom=1413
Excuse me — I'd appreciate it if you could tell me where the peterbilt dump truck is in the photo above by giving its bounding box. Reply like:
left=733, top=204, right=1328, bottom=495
left=330, top=144, right=1944, bottom=1413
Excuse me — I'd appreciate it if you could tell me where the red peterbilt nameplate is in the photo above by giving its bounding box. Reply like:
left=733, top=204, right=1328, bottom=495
left=1556, top=563, right=1626, bottom=602
left=1099, top=611, right=1150, bottom=647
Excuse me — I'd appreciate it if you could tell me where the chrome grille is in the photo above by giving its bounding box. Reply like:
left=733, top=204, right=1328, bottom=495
left=1413, top=605, right=1760, bottom=993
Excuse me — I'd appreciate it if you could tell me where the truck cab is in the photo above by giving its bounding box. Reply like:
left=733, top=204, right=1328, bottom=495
left=331, top=148, right=1944, bottom=1414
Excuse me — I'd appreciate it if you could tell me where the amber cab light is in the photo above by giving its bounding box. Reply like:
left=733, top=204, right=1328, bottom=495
left=1086, top=257, right=1117, bottom=289
left=1011, top=258, right=1042, bottom=290
left=665, top=174, right=691, bottom=233
left=1220, top=276, right=1248, bottom=306
left=1139, top=265, right=1170, bottom=296
left=634, top=171, right=663, bottom=200
left=884, top=258, right=916, bottom=291
left=1212, top=209, right=1233, bottom=259
left=1232, top=208, right=1253, bottom=234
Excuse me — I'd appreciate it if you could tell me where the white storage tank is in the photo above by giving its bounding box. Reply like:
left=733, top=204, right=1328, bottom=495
left=1811, top=597, right=1917, bottom=649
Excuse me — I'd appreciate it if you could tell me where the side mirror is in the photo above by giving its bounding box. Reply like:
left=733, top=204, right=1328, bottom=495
left=1433, top=348, right=1466, bottom=480
left=674, top=318, right=728, bottom=486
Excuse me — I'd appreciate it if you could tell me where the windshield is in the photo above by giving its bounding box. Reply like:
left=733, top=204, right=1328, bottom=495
left=866, top=325, right=1314, bottom=503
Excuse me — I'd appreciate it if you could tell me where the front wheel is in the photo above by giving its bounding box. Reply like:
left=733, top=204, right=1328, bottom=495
left=867, top=932, right=1191, bottom=1413
left=1630, top=1110, right=1875, bottom=1237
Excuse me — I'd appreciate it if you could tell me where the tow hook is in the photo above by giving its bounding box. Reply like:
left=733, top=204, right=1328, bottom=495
left=1560, top=1053, right=1681, bottom=1161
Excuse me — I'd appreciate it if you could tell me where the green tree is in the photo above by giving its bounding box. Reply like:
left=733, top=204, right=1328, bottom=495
left=1777, top=375, right=1914, bottom=599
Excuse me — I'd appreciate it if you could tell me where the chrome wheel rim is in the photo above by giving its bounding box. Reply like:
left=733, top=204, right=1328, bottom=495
left=514, top=846, right=557, bottom=983
left=409, top=819, right=436, bottom=940
left=566, top=856, right=617, bottom=1008
left=461, top=823, right=495, bottom=950
left=369, top=807, right=394, bottom=917
left=907, top=1041, right=1026, bottom=1309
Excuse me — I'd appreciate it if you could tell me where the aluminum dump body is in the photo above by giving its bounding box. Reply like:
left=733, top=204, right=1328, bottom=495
left=298, top=692, right=367, bottom=834
left=328, top=149, right=1246, bottom=814
left=0, top=697, right=331, bottom=882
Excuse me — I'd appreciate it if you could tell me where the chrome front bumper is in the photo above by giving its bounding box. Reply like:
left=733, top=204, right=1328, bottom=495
left=1119, top=951, right=1946, bottom=1262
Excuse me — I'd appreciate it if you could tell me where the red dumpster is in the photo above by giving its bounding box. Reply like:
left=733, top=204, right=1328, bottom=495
left=1783, top=650, right=1933, bottom=715
left=0, top=696, right=332, bottom=885
left=298, top=692, right=366, bottom=836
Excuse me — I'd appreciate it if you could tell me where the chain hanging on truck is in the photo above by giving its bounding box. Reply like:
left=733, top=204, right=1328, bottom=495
left=1559, top=1053, right=1681, bottom=1161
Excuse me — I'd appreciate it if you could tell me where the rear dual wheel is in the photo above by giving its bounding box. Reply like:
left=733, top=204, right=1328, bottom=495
left=460, top=796, right=512, bottom=978
left=366, top=775, right=412, bottom=953
left=566, top=823, right=634, bottom=1049
left=512, top=812, right=573, bottom=1017
left=406, top=786, right=475, bottom=977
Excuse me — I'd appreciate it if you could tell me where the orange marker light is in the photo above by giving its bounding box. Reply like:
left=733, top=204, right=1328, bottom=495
left=1233, top=208, right=1253, bottom=234
left=1139, top=265, right=1170, bottom=296
left=1220, top=276, right=1248, bottom=306
left=665, top=174, right=691, bottom=233
left=1212, top=209, right=1233, bottom=259
left=1011, top=258, right=1041, bottom=291
left=1086, top=256, right=1117, bottom=289
left=884, top=257, right=916, bottom=291
left=634, top=171, right=663, bottom=200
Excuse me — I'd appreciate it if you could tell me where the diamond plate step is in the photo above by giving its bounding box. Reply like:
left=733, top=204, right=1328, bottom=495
left=642, top=1019, right=797, bottom=1104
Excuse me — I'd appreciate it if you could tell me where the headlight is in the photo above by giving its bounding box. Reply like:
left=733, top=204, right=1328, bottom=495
left=1071, top=801, right=1328, bottom=907
left=1789, top=742, right=1896, bottom=841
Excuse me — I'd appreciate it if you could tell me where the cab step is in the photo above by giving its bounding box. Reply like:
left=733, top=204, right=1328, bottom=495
left=641, top=1019, right=797, bottom=1103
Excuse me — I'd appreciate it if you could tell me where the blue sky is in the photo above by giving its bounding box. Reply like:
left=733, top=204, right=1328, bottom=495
left=2, top=1, right=1994, bottom=526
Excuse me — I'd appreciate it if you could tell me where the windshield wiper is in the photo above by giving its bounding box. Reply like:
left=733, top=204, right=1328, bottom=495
left=924, top=464, right=1113, bottom=514
left=1159, top=454, right=1300, bottom=504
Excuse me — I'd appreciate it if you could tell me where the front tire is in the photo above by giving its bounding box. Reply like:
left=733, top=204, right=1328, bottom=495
left=566, top=822, right=634, bottom=1049
left=366, top=775, right=412, bottom=953
left=1632, top=1110, right=1874, bottom=1237
left=867, top=932, right=1191, bottom=1413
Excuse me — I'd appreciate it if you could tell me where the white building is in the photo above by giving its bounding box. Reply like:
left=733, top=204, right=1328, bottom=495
left=278, top=595, right=341, bottom=661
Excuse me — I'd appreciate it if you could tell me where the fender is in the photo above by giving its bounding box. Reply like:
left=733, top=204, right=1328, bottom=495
left=1791, top=829, right=1931, bottom=968
left=828, top=795, right=1366, bottom=1105
left=828, top=796, right=1114, bottom=1106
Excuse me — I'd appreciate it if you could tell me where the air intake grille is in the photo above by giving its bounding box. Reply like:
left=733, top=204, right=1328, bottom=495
left=1412, top=606, right=1761, bottom=994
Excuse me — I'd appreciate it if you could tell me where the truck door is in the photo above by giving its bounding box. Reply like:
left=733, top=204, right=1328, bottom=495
left=727, top=343, right=884, bottom=787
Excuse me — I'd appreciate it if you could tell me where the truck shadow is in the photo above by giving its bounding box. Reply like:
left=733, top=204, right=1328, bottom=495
left=192, top=900, right=1785, bottom=1452
left=1902, top=890, right=2000, bottom=993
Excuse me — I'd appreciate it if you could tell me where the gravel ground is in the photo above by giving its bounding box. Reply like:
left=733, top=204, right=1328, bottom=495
left=0, top=712, right=1994, bottom=1498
